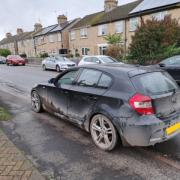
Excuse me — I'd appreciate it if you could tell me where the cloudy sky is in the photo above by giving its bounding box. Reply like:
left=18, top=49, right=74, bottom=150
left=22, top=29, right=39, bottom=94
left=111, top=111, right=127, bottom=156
left=0, top=0, right=134, bottom=40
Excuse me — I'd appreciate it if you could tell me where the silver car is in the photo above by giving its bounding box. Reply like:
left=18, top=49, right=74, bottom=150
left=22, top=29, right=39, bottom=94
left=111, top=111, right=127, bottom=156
left=78, top=55, right=123, bottom=66
left=42, top=56, right=76, bottom=72
left=0, top=56, right=6, bottom=64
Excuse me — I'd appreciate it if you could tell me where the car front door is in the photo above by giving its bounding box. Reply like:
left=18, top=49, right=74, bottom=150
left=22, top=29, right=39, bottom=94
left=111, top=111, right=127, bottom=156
left=67, top=68, right=109, bottom=124
left=46, top=69, right=79, bottom=119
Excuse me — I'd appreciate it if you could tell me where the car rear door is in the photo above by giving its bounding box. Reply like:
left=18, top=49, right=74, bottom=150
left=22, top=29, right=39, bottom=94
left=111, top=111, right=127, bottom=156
left=67, top=68, right=109, bottom=124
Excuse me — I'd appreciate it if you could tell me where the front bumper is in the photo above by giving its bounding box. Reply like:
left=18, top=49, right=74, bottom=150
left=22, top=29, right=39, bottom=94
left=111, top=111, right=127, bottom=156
left=118, top=114, right=180, bottom=147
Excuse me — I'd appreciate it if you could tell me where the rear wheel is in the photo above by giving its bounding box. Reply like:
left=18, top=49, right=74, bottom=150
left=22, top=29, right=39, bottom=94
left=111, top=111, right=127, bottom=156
left=56, top=65, right=61, bottom=72
left=90, top=114, right=118, bottom=151
left=31, top=91, right=43, bottom=113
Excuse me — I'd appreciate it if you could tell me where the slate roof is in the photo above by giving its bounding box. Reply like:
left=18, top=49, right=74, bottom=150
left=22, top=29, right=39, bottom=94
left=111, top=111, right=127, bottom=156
left=34, top=19, right=79, bottom=37
left=71, top=0, right=143, bottom=29
left=130, top=0, right=180, bottom=15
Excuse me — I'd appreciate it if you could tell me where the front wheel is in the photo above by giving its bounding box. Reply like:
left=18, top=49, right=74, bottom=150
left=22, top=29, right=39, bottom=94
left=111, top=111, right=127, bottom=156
left=90, top=114, right=118, bottom=151
left=42, top=64, right=46, bottom=71
left=31, top=91, right=43, bottom=113
left=56, top=65, right=61, bottom=72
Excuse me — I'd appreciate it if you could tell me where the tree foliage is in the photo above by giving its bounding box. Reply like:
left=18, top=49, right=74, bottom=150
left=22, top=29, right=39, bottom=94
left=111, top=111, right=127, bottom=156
left=128, top=16, right=180, bottom=65
left=0, top=49, right=11, bottom=57
left=104, top=34, right=123, bottom=45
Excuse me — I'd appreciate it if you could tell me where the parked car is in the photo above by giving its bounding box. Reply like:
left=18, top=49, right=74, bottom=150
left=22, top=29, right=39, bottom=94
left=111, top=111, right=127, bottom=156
left=31, top=64, right=180, bottom=151
left=42, top=55, right=76, bottom=72
left=78, top=55, right=122, bottom=66
left=158, top=55, right=180, bottom=85
left=0, top=56, right=6, bottom=64
left=6, top=55, right=26, bottom=66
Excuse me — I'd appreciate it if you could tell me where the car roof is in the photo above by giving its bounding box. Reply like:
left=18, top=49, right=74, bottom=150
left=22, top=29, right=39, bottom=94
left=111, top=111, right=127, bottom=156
left=82, top=55, right=109, bottom=58
left=77, top=64, right=164, bottom=77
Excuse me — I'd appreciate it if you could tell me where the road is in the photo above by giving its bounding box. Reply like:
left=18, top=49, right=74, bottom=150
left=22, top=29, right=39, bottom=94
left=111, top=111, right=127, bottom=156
left=0, top=64, right=180, bottom=180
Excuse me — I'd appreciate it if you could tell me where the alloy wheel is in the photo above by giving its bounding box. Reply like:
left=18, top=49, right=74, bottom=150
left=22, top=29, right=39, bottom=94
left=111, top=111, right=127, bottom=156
left=31, top=91, right=42, bottom=113
left=90, top=115, right=118, bottom=151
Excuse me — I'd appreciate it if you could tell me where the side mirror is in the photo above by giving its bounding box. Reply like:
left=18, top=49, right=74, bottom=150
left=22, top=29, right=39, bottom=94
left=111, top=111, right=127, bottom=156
left=48, top=78, right=55, bottom=84
left=159, top=63, right=166, bottom=67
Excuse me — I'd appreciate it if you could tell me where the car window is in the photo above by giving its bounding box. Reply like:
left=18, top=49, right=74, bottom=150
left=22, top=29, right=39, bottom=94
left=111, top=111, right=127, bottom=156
left=77, top=69, right=102, bottom=87
left=84, top=57, right=92, bottom=62
left=57, top=70, right=78, bottom=87
left=92, top=57, right=100, bottom=63
left=132, top=72, right=178, bottom=96
left=98, top=74, right=112, bottom=89
left=162, top=56, right=180, bottom=65
left=99, top=56, right=117, bottom=63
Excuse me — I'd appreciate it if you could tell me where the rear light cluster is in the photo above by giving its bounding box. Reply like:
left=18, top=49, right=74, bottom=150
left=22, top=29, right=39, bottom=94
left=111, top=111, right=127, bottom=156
left=129, top=93, right=155, bottom=115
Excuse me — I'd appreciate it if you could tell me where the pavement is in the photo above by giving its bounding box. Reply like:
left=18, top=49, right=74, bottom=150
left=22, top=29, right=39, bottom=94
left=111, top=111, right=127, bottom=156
left=0, top=64, right=180, bottom=180
left=0, top=130, right=44, bottom=180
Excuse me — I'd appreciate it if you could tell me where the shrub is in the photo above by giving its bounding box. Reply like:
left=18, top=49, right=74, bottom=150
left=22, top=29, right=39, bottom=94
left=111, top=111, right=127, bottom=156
left=0, top=49, right=11, bottom=57
left=128, top=16, right=180, bottom=65
left=40, top=52, right=49, bottom=58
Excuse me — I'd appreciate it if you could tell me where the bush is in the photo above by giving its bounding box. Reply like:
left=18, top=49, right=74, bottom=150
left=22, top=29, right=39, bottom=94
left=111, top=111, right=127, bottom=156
left=0, top=49, right=11, bottom=57
left=128, top=16, right=180, bottom=65
left=40, top=52, right=49, bottom=58
left=20, top=53, right=27, bottom=58
left=106, top=45, right=123, bottom=60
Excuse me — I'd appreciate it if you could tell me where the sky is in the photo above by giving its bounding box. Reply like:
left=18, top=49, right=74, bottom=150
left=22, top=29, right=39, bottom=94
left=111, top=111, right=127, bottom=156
left=0, top=0, right=134, bottom=40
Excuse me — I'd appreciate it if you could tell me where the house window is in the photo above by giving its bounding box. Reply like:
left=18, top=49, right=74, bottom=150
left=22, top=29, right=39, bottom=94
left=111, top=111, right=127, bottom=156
left=82, top=47, right=89, bottom=55
left=115, top=21, right=124, bottom=33
left=99, top=46, right=107, bottom=55
left=49, top=34, right=55, bottom=43
left=57, top=33, right=62, bottom=42
left=70, top=31, right=76, bottom=40
left=152, top=11, right=168, bottom=21
left=80, top=28, right=88, bottom=38
left=129, top=17, right=138, bottom=32
left=98, top=24, right=108, bottom=36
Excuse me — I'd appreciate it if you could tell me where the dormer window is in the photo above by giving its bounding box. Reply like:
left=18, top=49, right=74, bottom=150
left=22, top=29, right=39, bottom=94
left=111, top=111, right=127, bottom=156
left=98, top=24, right=108, bottom=36
left=80, top=28, right=88, bottom=38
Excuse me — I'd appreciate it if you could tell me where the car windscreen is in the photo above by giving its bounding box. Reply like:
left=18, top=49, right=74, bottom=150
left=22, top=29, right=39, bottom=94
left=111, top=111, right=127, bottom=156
left=131, top=72, right=178, bottom=96
left=99, top=57, right=117, bottom=63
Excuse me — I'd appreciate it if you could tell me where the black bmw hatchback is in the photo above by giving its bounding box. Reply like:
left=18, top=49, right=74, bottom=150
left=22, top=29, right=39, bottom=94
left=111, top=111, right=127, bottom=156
left=31, top=64, right=180, bottom=151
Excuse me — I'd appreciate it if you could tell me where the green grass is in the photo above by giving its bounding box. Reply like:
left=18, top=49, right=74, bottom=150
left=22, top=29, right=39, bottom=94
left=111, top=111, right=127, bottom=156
left=0, top=107, right=11, bottom=121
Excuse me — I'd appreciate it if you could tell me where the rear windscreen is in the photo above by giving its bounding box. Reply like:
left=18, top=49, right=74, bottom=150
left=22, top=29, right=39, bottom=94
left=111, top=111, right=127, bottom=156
left=132, top=72, right=178, bottom=95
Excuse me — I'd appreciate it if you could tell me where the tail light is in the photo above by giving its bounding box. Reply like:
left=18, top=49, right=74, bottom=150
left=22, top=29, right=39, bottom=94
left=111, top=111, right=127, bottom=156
left=129, top=93, right=155, bottom=115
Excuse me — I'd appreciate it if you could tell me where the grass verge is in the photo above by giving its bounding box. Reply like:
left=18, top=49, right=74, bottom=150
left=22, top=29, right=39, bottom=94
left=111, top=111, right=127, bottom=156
left=0, top=107, right=11, bottom=121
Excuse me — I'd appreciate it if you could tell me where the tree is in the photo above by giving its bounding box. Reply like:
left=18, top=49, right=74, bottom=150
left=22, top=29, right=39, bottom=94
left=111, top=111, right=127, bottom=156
left=128, top=16, right=180, bottom=65
left=104, top=34, right=124, bottom=60
left=0, top=49, right=11, bottom=57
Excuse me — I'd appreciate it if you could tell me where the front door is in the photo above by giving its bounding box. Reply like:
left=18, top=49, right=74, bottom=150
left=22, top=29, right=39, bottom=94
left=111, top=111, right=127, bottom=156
left=46, top=69, right=79, bottom=119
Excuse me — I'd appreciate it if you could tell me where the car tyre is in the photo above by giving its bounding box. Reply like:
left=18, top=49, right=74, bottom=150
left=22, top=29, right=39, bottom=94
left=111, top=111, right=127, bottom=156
left=90, top=114, right=118, bottom=151
left=42, top=64, right=46, bottom=71
left=31, top=91, right=43, bottom=113
left=56, top=65, right=61, bottom=72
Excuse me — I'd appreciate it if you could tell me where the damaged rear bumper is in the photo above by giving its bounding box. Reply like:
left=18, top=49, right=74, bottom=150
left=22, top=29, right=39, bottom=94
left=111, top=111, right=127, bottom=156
left=118, top=115, right=180, bottom=147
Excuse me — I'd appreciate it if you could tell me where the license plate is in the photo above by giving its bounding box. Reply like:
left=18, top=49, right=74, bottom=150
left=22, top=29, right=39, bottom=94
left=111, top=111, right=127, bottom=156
left=166, top=123, right=180, bottom=135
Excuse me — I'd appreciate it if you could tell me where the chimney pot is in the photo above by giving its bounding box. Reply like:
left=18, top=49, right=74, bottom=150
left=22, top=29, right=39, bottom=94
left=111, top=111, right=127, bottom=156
left=57, top=15, right=68, bottom=25
left=104, top=0, right=118, bottom=12
left=34, top=23, right=43, bottom=32
left=6, top=33, right=12, bottom=38
left=17, top=28, right=23, bottom=35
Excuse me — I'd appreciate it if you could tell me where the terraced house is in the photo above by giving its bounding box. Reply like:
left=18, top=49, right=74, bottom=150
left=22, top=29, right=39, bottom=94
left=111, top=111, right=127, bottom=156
left=0, top=25, right=42, bottom=57
left=69, top=0, right=180, bottom=56
left=34, top=15, right=80, bottom=56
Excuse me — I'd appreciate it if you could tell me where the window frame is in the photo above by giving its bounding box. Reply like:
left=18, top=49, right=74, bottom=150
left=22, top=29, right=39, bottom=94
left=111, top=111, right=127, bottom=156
left=115, top=20, right=124, bottom=33
left=129, top=17, right=138, bottom=32
left=82, top=47, right=89, bottom=56
left=80, top=28, right=88, bottom=38
left=98, top=24, right=108, bottom=36
left=70, top=31, right=76, bottom=40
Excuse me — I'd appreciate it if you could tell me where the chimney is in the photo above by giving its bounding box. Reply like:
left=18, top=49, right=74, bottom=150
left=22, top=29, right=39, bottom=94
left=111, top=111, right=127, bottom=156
left=6, top=33, right=12, bottom=38
left=17, top=28, right=23, bottom=35
left=104, top=0, right=118, bottom=12
left=34, top=23, right=43, bottom=32
left=57, top=15, right=68, bottom=25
